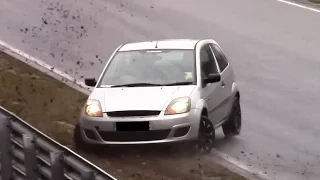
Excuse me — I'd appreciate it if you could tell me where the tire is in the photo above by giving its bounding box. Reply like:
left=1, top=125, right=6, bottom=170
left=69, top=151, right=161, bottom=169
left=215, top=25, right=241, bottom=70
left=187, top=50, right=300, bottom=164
left=222, top=96, right=242, bottom=137
left=194, top=115, right=216, bottom=154
left=73, top=123, right=91, bottom=151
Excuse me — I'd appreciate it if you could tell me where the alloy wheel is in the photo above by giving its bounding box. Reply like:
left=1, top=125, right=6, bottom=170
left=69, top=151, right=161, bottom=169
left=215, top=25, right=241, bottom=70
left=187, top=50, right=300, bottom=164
left=233, top=101, right=242, bottom=133
left=195, top=117, right=215, bottom=153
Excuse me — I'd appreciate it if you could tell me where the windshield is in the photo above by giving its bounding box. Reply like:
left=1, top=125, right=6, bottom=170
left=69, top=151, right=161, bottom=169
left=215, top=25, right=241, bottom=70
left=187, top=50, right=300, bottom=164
left=98, top=49, right=196, bottom=87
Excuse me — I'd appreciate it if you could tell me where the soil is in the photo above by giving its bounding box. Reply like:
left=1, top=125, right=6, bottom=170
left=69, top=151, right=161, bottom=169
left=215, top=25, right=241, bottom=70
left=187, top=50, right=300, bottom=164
left=0, top=51, right=247, bottom=180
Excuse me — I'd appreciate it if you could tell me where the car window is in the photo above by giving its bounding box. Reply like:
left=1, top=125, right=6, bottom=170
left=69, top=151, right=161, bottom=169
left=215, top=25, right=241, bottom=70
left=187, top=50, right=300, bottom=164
left=199, top=45, right=219, bottom=79
left=210, top=44, right=228, bottom=72
left=98, top=49, right=196, bottom=86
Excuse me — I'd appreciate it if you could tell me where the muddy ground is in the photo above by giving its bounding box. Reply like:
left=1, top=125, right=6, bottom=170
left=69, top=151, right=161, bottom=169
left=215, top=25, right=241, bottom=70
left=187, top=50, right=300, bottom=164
left=0, top=51, right=246, bottom=180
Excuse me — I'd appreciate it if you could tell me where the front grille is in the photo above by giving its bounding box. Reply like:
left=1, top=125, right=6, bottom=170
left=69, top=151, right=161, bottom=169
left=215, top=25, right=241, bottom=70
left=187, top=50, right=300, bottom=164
left=106, top=110, right=161, bottom=117
left=98, top=130, right=171, bottom=142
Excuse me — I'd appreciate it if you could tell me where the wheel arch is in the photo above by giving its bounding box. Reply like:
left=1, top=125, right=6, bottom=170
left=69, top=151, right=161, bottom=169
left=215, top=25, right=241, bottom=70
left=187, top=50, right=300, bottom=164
left=232, top=82, right=240, bottom=100
left=195, top=99, right=208, bottom=117
left=201, top=108, right=208, bottom=117
left=235, top=91, right=240, bottom=100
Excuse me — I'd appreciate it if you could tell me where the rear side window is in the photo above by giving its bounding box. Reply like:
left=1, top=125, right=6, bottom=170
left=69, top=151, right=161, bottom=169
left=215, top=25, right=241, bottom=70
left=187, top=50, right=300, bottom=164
left=211, top=44, right=228, bottom=72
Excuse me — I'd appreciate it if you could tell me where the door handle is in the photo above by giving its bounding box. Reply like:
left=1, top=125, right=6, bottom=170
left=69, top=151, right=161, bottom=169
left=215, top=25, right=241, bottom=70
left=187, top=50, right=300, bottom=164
left=221, top=81, right=225, bottom=87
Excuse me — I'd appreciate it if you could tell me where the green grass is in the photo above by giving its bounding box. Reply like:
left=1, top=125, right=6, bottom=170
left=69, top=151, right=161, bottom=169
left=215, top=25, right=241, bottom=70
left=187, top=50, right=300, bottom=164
left=309, top=0, right=320, bottom=3
left=0, top=51, right=247, bottom=180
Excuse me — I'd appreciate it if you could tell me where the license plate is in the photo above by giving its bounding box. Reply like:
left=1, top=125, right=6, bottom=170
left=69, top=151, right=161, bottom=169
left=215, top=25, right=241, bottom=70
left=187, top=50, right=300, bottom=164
left=116, top=121, right=150, bottom=131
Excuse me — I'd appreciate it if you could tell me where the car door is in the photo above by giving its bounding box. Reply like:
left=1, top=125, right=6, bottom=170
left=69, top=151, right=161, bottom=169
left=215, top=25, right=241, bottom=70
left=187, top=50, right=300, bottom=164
left=199, top=44, right=225, bottom=125
left=210, top=43, right=234, bottom=121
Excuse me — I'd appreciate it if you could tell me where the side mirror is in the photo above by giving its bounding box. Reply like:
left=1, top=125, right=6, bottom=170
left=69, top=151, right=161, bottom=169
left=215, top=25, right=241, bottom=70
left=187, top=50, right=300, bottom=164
left=84, top=78, right=97, bottom=87
left=203, top=74, right=221, bottom=84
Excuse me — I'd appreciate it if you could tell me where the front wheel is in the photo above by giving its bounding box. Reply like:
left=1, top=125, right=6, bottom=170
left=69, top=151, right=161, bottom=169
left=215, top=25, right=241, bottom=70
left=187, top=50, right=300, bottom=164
left=194, top=115, right=215, bottom=153
left=222, top=97, right=242, bottom=137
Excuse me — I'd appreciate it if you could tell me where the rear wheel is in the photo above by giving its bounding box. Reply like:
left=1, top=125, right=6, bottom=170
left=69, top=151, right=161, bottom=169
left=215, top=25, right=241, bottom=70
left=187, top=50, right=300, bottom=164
left=194, top=115, right=215, bottom=153
left=222, top=97, right=241, bottom=137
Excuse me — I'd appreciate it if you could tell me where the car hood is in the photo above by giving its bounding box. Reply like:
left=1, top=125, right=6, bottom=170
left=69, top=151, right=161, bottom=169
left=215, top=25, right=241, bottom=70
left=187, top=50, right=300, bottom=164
left=90, top=85, right=196, bottom=112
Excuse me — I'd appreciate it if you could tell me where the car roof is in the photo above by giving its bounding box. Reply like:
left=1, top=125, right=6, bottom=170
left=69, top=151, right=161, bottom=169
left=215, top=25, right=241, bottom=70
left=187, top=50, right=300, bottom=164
left=118, top=39, right=202, bottom=51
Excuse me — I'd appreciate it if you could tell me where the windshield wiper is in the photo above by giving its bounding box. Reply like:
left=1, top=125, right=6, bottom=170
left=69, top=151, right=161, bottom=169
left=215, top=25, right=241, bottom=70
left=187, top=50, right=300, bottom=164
left=110, top=83, right=163, bottom=87
left=162, top=82, right=193, bottom=86
left=111, top=82, right=193, bottom=87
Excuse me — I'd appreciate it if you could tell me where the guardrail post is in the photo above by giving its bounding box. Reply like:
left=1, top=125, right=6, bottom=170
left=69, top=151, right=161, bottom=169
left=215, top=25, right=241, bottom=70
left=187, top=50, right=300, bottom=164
left=50, top=151, right=65, bottom=180
left=81, top=171, right=94, bottom=180
left=22, top=134, right=38, bottom=180
left=0, top=116, right=13, bottom=180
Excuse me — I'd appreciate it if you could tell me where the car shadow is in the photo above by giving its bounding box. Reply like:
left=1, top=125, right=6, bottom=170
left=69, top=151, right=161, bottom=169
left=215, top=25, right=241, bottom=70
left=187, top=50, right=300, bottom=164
left=88, top=136, right=241, bottom=160
left=91, top=142, right=199, bottom=159
left=74, top=130, right=243, bottom=160
left=214, top=130, right=244, bottom=150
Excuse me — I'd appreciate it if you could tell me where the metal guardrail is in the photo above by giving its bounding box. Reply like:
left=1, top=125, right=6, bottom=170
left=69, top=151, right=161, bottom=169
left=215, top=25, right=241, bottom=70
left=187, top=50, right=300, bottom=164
left=0, top=106, right=117, bottom=180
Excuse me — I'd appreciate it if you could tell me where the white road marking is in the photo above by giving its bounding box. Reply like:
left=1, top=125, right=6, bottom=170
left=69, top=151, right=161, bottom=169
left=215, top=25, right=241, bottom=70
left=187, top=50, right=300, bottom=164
left=277, top=0, right=320, bottom=13
left=0, top=39, right=271, bottom=180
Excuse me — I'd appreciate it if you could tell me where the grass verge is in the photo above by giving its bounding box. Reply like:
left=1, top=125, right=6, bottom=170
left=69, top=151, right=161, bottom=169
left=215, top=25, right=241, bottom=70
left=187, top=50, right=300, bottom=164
left=309, top=0, right=320, bottom=3
left=0, top=51, right=247, bottom=180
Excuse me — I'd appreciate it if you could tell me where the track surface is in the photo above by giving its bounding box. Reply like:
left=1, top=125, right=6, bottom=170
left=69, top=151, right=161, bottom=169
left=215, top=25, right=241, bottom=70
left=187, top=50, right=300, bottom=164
left=1, top=0, right=320, bottom=179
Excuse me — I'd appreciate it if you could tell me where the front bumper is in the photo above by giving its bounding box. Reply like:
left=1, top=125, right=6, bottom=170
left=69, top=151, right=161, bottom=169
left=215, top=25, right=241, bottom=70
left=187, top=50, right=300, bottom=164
left=78, top=109, right=201, bottom=145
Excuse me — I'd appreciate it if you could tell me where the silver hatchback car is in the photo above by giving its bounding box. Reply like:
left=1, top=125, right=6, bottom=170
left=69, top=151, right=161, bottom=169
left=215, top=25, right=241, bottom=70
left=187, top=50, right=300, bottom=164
left=74, top=39, right=242, bottom=153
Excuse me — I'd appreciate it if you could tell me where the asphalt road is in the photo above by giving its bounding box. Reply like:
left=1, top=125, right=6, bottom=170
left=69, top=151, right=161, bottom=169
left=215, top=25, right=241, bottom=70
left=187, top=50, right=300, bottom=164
left=1, top=0, right=320, bottom=179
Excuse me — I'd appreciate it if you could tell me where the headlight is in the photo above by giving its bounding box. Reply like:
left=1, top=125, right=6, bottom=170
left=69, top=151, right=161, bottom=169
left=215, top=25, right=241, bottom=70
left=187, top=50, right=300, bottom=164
left=165, top=97, right=191, bottom=115
left=84, top=99, right=103, bottom=117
